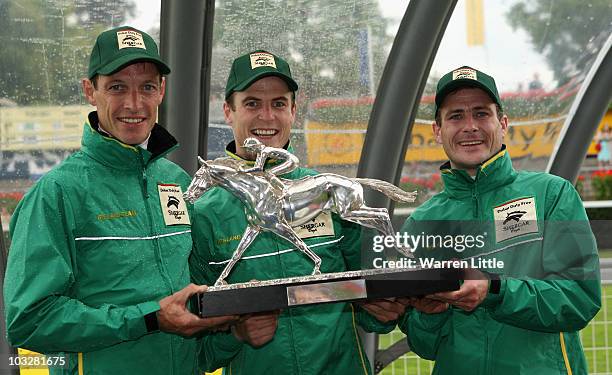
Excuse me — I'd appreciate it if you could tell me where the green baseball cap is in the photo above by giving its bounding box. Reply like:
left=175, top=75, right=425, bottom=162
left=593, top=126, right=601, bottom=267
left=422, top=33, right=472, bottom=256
left=435, top=66, right=502, bottom=116
left=225, top=50, right=298, bottom=99
left=88, top=26, right=170, bottom=79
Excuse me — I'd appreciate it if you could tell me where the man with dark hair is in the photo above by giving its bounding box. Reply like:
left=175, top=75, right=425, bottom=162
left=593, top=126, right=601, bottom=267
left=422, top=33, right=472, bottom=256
left=190, top=50, right=407, bottom=374
left=4, top=26, right=235, bottom=375
left=399, top=66, right=601, bottom=374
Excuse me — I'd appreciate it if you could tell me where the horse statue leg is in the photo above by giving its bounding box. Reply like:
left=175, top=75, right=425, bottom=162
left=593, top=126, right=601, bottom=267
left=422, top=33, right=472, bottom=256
left=340, top=207, right=414, bottom=258
left=215, top=225, right=261, bottom=286
left=272, top=221, right=322, bottom=275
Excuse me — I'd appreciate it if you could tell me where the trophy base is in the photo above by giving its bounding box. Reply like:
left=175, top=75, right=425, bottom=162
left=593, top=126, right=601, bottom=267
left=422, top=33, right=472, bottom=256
left=192, top=267, right=462, bottom=317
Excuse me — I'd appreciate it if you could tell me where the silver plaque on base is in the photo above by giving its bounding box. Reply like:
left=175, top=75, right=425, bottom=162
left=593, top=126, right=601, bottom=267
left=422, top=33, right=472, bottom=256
left=191, top=267, right=461, bottom=317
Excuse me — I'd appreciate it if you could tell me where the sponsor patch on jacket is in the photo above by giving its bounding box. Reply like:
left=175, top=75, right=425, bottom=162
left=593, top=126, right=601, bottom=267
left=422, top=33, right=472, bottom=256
left=493, top=197, right=538, bottom=242
left=117, top=30, right=146, bottom=50
left=158, top=184, right=190, bottom=226
left=294, top=212, right=334, bottom=239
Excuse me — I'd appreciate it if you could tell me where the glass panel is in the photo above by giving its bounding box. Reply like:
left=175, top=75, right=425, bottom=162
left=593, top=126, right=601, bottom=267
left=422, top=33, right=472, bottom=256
left=401, top=0, right=612, bottom=205
left=0, top=0, right=160, bottom=241
left=209, top=0, right=410, bottom=176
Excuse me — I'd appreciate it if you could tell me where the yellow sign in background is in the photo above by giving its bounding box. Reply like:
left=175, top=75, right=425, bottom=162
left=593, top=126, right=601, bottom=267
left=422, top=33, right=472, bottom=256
left=304, top=114, right=609, bottom=166
left=0, top=105, right=89, bottom=151
left=465, top=0, right=485, bottom=46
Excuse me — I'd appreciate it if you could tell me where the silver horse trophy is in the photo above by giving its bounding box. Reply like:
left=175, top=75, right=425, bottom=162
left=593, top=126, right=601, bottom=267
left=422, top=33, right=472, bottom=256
left=184, top=138, right=417, bottom=287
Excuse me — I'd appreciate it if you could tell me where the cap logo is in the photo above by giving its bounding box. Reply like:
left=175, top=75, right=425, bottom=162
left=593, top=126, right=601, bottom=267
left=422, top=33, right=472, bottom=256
left=250, top=52, right=276, bottom=69
left=116, top=30, right=146, bottom=50
left=452, top=67, right=477, bottom=81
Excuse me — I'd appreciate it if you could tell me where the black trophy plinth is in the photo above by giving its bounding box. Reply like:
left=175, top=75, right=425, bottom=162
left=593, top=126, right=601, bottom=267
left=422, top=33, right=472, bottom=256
left=191, top=267, right=462, bottom=317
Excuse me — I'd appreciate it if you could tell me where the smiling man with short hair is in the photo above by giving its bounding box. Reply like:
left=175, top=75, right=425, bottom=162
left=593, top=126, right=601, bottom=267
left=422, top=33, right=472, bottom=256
left=189, top=50, right=409, bottom=375
left=399, top=66, right=601, bottom=374
left=4, top=26, right=236, bottom=375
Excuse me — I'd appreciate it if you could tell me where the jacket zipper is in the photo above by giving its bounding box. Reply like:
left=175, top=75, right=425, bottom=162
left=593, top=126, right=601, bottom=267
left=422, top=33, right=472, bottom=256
left=140, top=149, right=178, bottom=375
left=140, top=153, right=175, bottom=295
left=141, top=161, right=149, bottom=199
left=484, top=329, right=490, bottom=375
left=277, top=238, right=302, bottom=374
left=471, top=187, right=479, bottom=218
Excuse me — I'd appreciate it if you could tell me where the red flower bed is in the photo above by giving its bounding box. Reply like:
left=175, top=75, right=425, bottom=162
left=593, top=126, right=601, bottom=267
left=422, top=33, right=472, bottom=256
left=399, top=173, right=443, bottom=204
left=591, top=170, right=612, bottom=200
left=0, top=191, right=25, bottom=215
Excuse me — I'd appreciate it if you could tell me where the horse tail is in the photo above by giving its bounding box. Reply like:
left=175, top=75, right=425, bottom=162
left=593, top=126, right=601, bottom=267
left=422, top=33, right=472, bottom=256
left=353, top=178, right=417, bottom=203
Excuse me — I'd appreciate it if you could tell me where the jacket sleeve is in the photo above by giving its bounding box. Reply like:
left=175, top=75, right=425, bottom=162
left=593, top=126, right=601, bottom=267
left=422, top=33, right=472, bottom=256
left=190, top=202, right=244, bottom=371
left=481, top=180, right=601, bottom=332
left=399, top=307, right=451, bottom=360
left=336, top=217, right=397, bottom=333
left=3, top=178, right=158, bottom=353
left=197, top=331, right=243, bottom=373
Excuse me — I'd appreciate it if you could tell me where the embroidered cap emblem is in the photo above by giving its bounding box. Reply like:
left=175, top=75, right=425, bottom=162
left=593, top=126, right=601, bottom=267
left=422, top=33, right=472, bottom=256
left=249, top=52, right=277, bottom=69
left=452, top=67, right=477, bottom=81
left=116, top=30, right=146, bottom=50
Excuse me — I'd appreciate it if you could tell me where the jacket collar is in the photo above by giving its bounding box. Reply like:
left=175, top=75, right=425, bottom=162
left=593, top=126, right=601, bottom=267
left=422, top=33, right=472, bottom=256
left=439, top=145, right=517, bottom=198
left=81, top=111, right=178, bottom=170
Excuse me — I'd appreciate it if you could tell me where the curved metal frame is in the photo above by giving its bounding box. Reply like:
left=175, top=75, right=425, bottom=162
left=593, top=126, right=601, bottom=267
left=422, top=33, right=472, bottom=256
left=357, top=1, right=456, bottom=194
left=159, top=0, right=214, bottom=175
left=355, top=1, right=457, bottom=371
left=547, top=34, right=612, bottom=182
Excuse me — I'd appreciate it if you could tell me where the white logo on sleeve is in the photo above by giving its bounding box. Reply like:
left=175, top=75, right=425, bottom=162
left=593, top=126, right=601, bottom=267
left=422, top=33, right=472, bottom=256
left=493, top=197, right=538, bottom=242
left=250, top=52, right=277, bottom=69
left=117, top=30, right=146, bottom=50
left=158, top=184, right=191, bottom=226
left=294, top=212, right=335, bottom=239
left=452, top=67, right=477, bottom=81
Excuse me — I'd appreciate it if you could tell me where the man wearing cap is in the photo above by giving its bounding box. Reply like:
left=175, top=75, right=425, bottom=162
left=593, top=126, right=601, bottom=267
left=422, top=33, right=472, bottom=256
left=189, top=50, right=407, bottom=374
left=398, top=66, right=601, bottom=374
left=4, top=26, right=236, bottom=375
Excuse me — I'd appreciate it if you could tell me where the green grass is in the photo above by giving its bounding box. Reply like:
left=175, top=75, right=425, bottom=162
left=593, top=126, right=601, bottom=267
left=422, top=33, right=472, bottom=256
left=378, top=285, right=612, bottom=375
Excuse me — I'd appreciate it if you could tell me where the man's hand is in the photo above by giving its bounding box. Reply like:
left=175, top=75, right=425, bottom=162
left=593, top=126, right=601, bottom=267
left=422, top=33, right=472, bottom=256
left=358, top=298, right=410, bottom=323
left=232, top=310, right=281, bottom=348
left=428, top=269, right=489, bottom=311
left=157, top=283, right=239, bottom=337
left=409, top=297, right=449, bottom=314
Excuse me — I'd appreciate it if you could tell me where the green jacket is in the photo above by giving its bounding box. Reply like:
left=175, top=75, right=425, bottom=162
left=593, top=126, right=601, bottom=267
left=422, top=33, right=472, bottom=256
left=399, top=147, right=601, bottom=375
left=4, top=112, right=197, bottom=375
left=190, top=143, right=393, bottom=375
